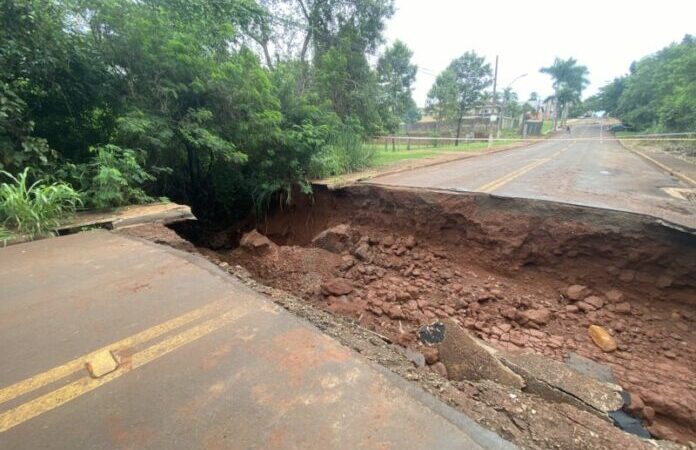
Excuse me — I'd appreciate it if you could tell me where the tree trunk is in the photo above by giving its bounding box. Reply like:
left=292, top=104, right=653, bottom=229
left=455, top=115, right=463, bottom=146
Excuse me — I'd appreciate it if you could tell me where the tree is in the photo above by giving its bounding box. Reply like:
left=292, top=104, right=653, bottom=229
left=608, top=35, right=696, bottom=131
left=426, top=52, right=492, bottom=143
left=540, top=57, right=589, bottom=128
left=376, top=40, right=418, bottom=132
left=501, top=88, right=522, bottom=126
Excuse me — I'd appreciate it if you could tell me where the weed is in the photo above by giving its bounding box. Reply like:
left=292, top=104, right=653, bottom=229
left=0, top=168, right=82, bottom=237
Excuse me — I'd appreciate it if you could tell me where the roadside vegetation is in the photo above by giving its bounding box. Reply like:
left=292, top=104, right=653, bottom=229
left=1, top=0, right=423, bottom=225
left=0, top=168, right=81, bottom=238
left=585, top=35, right=695, bottom=132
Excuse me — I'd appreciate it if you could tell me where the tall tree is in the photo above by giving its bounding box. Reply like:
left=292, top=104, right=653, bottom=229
left=376, top=40, right=418, bottom=132
left=426, top=52, right=492, bottom=143
left=540, top=57, right=589, bottom=128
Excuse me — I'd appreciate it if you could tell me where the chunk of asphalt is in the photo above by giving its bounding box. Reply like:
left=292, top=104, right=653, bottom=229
left=437, top=319, right=525, bottom=389
left=609, top=409, right=652, bottom=439
left=565, top=352, right=616, bottom=384
left=419, top=322, right=445, bottom=344
left=500, top=353, right=624, bottom=420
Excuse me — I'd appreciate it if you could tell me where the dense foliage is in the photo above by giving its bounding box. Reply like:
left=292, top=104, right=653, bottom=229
left=0, top=0, right=418, bottom=221
left=587, top=35, right=696, bottom=131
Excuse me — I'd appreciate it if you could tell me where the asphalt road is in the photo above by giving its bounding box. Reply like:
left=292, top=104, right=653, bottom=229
left=370, top=121, right=695, bottom=229
left=0, top=231, right=513, bottom=450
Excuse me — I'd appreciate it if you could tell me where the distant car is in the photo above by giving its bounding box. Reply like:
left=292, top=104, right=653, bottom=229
left=609, top=124, right=631, bottom=132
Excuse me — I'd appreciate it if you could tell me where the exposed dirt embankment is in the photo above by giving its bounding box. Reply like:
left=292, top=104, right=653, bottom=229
left=171, top=184, right=696, bottom=444
left=258, top=184, right=695, bottom=304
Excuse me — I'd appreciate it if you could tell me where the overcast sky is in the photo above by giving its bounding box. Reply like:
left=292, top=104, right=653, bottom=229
left=383, top=0, right=696, bottom=107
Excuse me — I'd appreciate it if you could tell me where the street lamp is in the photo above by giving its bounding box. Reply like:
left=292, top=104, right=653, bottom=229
left=497, top=73, right=527, bottom=137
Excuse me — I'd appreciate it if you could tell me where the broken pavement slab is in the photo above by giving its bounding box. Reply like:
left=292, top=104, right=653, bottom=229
left=0, top=231, right=517, bottom=450
left=499, top=352, right=624, bottom=418
left=437, top=319, right=525, bottom=389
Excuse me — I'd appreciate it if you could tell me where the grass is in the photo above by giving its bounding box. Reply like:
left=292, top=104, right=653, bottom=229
left=0, top=168, right=82, bottom=238
left=541, top=120, right=555, bottom=134
left=366, top=139, right=516, bottom=168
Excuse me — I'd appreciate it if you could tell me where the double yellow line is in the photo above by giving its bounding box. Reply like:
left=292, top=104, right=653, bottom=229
left=0, top=300, right=249, bottom=433
left=476, top=147, right=569, bottom=193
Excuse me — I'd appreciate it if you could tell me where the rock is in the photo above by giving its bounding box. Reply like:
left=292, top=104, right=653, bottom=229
left=418, top=322, right=446, bottom=344
left=625, top=392, right=645, bottom=415
left=405, top=348, right=426, bottom=367
left=566, top=284, right=590, bottom=301
left=239, top=230, right=276, bottom=256
left=584, top=295, right=604, bottom=309
left=353, top=242, right=371, bottom=261
left=381, top=235, right=395, bottom=247
left=565, top=305, right=579, bottom=313
left=404, top=235, right=417, bottom=249
left=321, top=278, right=353, bottom=296
left=605, top=288, right=624, bottom=303
left=577, top=301, right=596, bottom=312
left=386, top=305, right=406, bottom=320
left=421, top=346, right=439, bottom=365
left=642, top=406, right=655, bottom=423
left=588, top=325, right=617, bottom=352
left=509, top=331, right=528, bottom=347
left=340, top=256, right=356, bottom=272
left=311, top=224, right=352, bottom=253
left=520, top=308, right=552, bottom=326
left=437, top=319, right=525, bottom=389
left=614, top=302, right=631, bottom=314
left=431, top=362, right=448, bottom=378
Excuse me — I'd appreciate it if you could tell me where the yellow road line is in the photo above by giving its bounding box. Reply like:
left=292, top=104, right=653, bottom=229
left=0, top=300, right=226, bottom=406
left=0, top=305, right=251, bottom=433
left=631, top=148, right=696, bottom=186
left=477, top=158, right=548, bottom=193
left=476, top=146, right=570, bottom=193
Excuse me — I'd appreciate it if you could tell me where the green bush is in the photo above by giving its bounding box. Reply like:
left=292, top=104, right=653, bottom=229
left=85, top=145, right=155, bottom=209
left=0, top=168, right=82, bottom=237
left=308, top=122, right=374, bottom=178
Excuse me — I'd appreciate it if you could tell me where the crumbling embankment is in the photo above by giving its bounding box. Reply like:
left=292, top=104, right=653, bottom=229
left=169, top=184, right=696, bottom=444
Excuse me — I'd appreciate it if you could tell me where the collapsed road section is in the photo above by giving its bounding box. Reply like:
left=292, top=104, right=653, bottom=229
left=157, top=184, right=695, bottom=447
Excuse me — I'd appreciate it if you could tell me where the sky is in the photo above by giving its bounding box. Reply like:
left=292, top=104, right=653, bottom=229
left=383, top=0, right=696, bottom=107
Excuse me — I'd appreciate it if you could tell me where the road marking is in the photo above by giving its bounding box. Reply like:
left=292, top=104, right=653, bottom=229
left=475, top=146, right=570, bottom=193
left=630, top=148, right=696, bottom=187
left=0, top=304, right=251, bottom=433
left=0, top=300, right=226, bottom=406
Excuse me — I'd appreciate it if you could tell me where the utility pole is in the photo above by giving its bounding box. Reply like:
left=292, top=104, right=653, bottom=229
left=488, top=55, right=498, bottom=148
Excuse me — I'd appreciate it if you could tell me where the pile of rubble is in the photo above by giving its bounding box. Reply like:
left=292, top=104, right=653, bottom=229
left=226, top=223, right=695, bottom=444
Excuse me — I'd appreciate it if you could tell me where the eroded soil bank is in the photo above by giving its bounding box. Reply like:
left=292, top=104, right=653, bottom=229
left=170, top=184, right=696, bottom=446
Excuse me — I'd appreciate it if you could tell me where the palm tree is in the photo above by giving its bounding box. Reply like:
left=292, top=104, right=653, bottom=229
left=540, top=58, right=589, bottom=128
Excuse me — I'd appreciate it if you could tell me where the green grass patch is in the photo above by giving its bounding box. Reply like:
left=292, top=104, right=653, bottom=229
left=541, top=120, right=555, bottom=134
left=368, top=139, right=514, bottom=167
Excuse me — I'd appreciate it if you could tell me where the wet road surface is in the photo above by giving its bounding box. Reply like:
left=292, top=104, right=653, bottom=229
left=0, top=231, right=513, bottom=450
left=369, top=122, right=695, bottom=229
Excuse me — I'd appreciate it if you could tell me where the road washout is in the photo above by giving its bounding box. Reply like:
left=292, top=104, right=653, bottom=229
left=160, top=184, right=695, bottom=446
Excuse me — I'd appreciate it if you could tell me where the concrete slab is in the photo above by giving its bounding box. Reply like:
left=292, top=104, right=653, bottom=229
left=0, top=231, right=514, bottom=449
